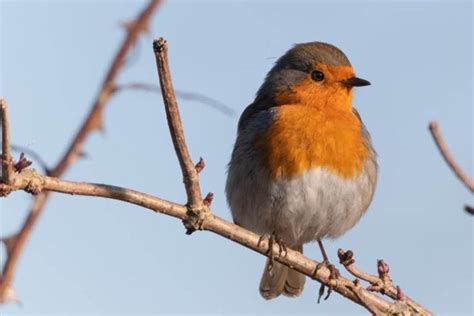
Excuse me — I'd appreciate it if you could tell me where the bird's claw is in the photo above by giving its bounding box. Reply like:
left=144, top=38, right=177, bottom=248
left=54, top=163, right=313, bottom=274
left=257, top=232, right=288, bottom=272
left=313, top=260, right=340, bottom=303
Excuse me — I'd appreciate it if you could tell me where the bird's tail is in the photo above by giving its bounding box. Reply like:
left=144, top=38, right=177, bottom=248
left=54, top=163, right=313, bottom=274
left=259, top=245, right=305, bottom=299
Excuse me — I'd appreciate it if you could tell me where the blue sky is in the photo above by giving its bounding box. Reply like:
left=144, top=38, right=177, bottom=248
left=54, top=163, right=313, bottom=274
left=0, top=0, right=472, bottom=315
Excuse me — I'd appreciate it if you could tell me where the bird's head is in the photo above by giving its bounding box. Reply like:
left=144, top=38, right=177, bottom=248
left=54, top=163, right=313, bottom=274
left=256, top=42, right=370, bottom=111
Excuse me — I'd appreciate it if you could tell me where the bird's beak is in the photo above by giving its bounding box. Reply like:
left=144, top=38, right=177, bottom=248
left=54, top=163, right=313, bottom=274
left=342, top=76, right=371, bottom=87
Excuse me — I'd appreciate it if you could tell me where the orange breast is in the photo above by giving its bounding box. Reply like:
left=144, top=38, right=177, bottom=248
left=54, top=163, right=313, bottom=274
left=256, top=105, right=370, bottom=179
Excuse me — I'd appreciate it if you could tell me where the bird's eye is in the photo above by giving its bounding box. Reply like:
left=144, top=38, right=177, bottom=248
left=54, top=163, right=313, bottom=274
left=311, top=70, right=325, bottom=82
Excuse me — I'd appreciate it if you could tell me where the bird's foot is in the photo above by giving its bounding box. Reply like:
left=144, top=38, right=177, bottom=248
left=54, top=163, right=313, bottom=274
left=312, top=260, right=340, bottom=303
left=257, top=232, right=288, bottom=272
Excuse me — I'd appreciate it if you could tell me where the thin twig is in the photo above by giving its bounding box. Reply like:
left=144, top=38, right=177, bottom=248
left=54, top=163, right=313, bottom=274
left=0, top=0, right=162, bottom=302
left=338, top=249, right=431, bottom=314
left=1, top=99, right=14, bottom=184
left=152, top=38, right=203, bottom=210
left=115, top=82, right=235, bottom=117
left=429, top=121, right=474, bottom=193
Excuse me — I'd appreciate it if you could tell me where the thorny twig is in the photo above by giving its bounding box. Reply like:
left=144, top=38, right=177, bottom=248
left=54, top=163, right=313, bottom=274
left=0, top=0, right=162, bottom=303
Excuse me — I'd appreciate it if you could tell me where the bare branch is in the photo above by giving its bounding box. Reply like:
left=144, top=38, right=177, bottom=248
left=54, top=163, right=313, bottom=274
left=0, top=0, right=162, bottom=302
left=429, top=122, right=474, bottom=193
left=152, top=38, right=203, bottom=210
left=115, top=82, right=235, bottom=117
left=1, top=99, right=14, bottom=184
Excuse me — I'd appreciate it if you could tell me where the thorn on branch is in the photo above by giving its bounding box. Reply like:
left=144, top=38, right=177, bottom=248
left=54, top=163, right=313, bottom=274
left=0, top=234, right=18, bottom=256
left=121, top=18, right=150, bottom=35
left=195, top=157, right=205, bottom=173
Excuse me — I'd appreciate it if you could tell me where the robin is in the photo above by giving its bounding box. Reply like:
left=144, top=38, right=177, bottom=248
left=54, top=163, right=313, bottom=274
left=226, top=42, right=377, bottom=299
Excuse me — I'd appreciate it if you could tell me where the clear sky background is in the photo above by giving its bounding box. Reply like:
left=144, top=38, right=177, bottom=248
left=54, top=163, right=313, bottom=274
left=0, top=0, right=472, bottom=315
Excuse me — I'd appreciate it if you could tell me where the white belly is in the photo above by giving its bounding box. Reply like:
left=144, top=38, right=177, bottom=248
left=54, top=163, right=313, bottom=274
left=226, top=161, right=377, bottom=246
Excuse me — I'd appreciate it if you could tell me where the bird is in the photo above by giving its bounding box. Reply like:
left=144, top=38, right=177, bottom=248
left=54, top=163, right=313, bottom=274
left=225, top=41, right=377, bottom=299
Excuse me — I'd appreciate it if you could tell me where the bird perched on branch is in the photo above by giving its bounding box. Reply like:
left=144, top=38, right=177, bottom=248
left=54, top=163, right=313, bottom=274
left=226, top=42, right=377, bottom=299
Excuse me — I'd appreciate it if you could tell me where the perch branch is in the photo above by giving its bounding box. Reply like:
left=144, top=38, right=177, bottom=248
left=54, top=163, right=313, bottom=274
left=0, top=0, right=161, bottom=302
left=0, top=169, right=397, bottom=313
